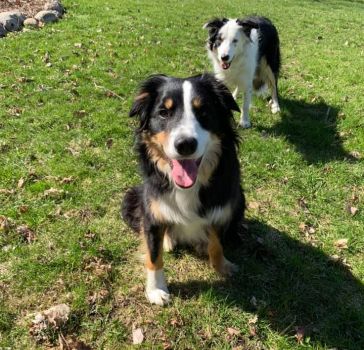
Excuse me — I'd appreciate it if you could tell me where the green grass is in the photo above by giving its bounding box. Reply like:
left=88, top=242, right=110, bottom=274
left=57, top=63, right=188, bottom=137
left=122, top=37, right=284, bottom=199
left=0, top=0, right=363, bottom=348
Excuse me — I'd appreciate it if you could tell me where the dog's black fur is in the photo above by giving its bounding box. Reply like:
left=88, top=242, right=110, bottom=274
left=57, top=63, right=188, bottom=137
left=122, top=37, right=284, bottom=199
left=241, top=16, right=281, bottom=83
left=122, top=73, right=245, bottom=262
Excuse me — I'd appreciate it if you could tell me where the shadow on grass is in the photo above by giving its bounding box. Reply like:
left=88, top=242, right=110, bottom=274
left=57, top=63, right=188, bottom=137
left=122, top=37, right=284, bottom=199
left=170, top=220, right=364, bottom=349
left=255, top=97, right=355, bottom=164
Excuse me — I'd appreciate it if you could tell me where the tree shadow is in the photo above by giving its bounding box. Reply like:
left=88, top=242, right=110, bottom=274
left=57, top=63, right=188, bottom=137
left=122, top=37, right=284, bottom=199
left=169, top=220, right=364, bottom=349
left=255, top=97, right=355, bottom=164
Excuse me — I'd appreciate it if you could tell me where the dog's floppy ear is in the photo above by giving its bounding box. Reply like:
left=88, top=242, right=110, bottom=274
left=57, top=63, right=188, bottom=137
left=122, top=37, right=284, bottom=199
left=203, top=17, right=228, bottom=31
left=217, top=83, right=240, bottom=113
left=236, top=19, right=259, bottom=39
left=203, top=18, right=228, bottom=50
left=201, top=74, right=240, bottom=113
left=129, top=74, right=166, bottom=131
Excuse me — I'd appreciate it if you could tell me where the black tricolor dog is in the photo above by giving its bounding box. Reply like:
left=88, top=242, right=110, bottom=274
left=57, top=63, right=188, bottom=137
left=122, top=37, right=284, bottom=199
left=122, top=74, right=245, bottom=305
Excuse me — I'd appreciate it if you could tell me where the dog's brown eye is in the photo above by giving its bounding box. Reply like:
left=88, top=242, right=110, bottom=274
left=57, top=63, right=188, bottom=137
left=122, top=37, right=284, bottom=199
left=159, top=109, right=169, bottom=119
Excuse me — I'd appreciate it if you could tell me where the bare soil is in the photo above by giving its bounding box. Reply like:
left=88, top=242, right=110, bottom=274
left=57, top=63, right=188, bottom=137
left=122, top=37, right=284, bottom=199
left=0, top=0, right=48, bottom=17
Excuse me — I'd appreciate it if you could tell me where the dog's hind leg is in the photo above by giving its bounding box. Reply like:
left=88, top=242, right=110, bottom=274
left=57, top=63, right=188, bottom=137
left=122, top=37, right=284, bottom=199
left=163, top=229, right=176, bottom=252
left=232, top=87, right=239, bottom=100
left=239, top=86, right=252, bottom=128
left=266, top=66, right=280, bottom=114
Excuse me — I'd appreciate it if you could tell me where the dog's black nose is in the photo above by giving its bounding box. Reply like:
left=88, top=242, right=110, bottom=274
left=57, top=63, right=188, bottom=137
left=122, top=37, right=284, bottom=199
left=175, top=137, right=198, bottom=156
left=221, top=54, right=230, bottom=62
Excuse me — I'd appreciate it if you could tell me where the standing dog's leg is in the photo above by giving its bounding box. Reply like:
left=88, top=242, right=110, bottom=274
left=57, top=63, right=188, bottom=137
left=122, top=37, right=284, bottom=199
left=143, top=222, right=170, bottom=305
left=266, top=66, right=280, bottom=114
left=239, top=85, right=252, bottom=128
left=207, top=227, right=238, bottom=276
left=163, top=229, right=176, bottom=252
left=232, top=87, right=239, bottom=100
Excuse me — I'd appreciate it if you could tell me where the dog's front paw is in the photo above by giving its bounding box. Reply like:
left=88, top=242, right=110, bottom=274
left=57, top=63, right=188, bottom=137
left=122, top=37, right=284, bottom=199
left=239, top=120, right=251, bottom=129
left=219, top=258, right=239, bottom=277
left=145, top=287, right=171, bottom=306
left=271, top=104, right=280, bottom=114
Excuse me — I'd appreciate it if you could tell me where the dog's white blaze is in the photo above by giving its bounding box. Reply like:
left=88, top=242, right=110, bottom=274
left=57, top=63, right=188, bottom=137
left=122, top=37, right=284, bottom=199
left=145, top=268, right=170, bottom=305
left=165, top=81, right=210, bottom=160
left=218, top=20, right=241, bottom=61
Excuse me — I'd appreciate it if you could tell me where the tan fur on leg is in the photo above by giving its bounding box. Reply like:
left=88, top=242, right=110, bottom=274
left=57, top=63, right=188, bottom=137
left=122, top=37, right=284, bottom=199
left=207, top=228, right=238, bottom=276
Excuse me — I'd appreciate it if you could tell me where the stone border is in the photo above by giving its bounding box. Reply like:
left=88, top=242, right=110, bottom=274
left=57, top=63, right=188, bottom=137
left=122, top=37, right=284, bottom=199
left=0, top=0, right=64, bottom=37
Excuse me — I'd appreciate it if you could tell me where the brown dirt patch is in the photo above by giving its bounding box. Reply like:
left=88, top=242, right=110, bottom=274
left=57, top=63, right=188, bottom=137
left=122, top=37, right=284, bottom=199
left=0, top=0, right=48, bottom=17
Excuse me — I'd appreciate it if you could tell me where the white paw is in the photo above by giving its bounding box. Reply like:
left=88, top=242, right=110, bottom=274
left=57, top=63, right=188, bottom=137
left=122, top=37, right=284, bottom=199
left=239, top=119, right=251, bottom=129
left=222, top=259, right=239, bottom=276
left=271, top=104, right=280, bottom=114
left=145, top=288, right=171, bottom=306
left=163, top=234, right=175, bottom=252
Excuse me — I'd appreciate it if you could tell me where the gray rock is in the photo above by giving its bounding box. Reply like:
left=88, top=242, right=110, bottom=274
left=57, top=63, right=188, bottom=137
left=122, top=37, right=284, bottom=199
left=0, top=23, right=6, bottom=37
left=35, top=10, right=60, bottom=24
left=23, top=18, right=39, bottom=28
left=44, top=0, right=64, bottom=16
left=0, top=11, right=26, bottom=32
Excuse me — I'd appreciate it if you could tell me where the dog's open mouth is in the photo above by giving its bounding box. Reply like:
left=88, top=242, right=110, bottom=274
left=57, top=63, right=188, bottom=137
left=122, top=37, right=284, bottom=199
left=170, top=158, right=202, bottom=189
left=221, top=62, right=231, bottom=70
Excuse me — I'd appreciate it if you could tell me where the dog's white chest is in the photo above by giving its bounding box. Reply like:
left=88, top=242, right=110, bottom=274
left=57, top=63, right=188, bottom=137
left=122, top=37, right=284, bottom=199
left=159, top=187, right=231, bottom=244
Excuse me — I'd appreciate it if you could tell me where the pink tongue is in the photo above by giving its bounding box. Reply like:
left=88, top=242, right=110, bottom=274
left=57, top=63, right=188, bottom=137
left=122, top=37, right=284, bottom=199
left=171, top=159, right=199, bottom=188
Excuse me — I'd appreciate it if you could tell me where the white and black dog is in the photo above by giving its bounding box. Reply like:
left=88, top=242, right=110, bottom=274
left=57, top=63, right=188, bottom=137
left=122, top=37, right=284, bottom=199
left=204, top=16, right=281, bottom=128
left=122, top=74, right=245, bottom=305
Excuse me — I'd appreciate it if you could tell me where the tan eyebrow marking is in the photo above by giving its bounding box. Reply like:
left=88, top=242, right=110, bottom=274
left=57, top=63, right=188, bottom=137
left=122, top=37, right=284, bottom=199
left=164, top=98, right=174, bottom=109
left=192, top=97, right=202, bottom=109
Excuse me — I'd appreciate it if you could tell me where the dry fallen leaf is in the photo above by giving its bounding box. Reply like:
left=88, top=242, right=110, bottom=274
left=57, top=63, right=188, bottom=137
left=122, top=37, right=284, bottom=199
left=0, top=216, right=11, bottom=232
left=63, top=209, right=79, bottom=219
left=84, top=230, right=96, bottom=240
left=299, top=223, right=316, bottom=235
left=17, top=177, right=25, bottom=189
left=43, top=304, right=71, bottom=327
left=348, top=206, right=358, bottom=216
left=0, top=189, right=15, bottom=195
left=16, top=225, right=36, bottom=243
left=30, top=304, right=71, bottom=342
left=60, top=176, right=74, bottom=184
left=66, top=146, right=80, bottom=157
left=19, top=205, right=29, bottom=213
left=88, top=289, right=109, bottom=304
left=295, top=326, right=305, bottom=344
left=43, top=188, right=65, bottom=199
left=350, top=151, right=361, bottom=159
left=248, top=315, right=258, bottom=337
left=132, top=327, right=144, bottom=345
left=84, top=257, right=112, bottom=277
left=248, top=315, right=258, bottom=324
left=330, top=254, right=352, bottom=269
left=248, top=201, right=260, bottom=210
left=334, top=238, right=348, bottom=249
left=227, top=327, right=241, bottom=336
left=297, top=197, right=309, bottom=212
left=74, top=110, right=87, bottom=118
left=106, top=138, right=113, bottom=149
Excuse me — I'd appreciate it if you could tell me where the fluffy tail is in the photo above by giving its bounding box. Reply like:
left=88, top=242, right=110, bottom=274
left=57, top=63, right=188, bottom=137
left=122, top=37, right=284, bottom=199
left=121, top=186, right=143, bottom=234
left=253, top=81, right=269, bottom=97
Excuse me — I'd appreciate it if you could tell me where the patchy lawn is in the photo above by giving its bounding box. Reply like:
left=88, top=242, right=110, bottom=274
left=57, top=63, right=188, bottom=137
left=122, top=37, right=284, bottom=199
left=0, top=0, right=363, bottom=348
